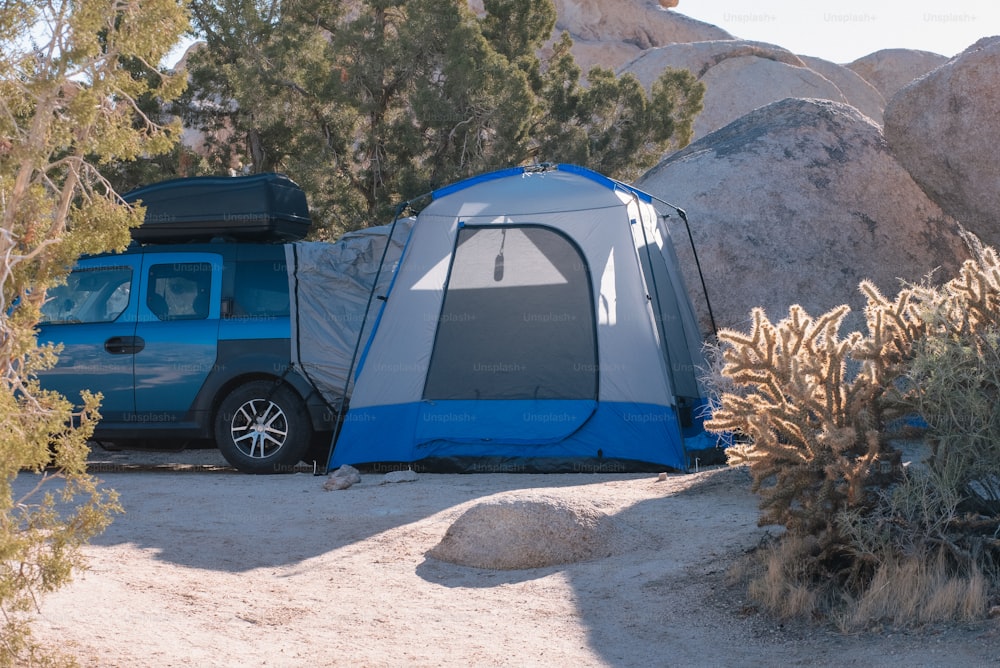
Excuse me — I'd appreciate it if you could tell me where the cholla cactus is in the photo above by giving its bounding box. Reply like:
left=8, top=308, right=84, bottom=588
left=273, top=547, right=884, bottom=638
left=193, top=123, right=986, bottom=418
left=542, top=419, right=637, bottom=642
left=706, top=298, right=909, bottom=541
left=709, top=228, right=1000, bottom=624
left=941, top=231, right=1000, bottom=336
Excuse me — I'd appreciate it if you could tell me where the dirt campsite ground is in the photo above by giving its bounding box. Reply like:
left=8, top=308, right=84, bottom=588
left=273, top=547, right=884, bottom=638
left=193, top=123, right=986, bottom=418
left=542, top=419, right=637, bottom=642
left=18, top=446, right=1000, bottom=667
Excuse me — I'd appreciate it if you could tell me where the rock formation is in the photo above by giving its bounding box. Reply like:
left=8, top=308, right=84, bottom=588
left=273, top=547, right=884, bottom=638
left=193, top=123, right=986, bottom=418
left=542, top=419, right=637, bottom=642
left=548, top=0, right=729, bottom=46
left=798, top=55, right=886, bottom=123
left=636, top=98, right=970, bottom=335
left=428, top=493, right=616, bottom=569
left=468, top=0, right=732, bottom=72
left=847, top=48, right=948, bottom=100
left=883, top=36, right=1000, bottom=250
left=620, top=41, right=880, bottom=141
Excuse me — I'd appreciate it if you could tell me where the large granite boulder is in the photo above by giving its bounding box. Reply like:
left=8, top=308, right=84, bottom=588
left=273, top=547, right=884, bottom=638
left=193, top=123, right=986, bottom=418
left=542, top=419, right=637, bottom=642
left=622, top=41, right=863, bottom=141
left=799, top=55, right=886, bottom=123
left=847, top=48, right=948, bottom=100
left=636, top=98, right=969, bottom=335
left=468, top=0, right=733, bottom=73
left=884, top=36, right=1000, bottom=250
left=549, top=0, right=730, bottom=46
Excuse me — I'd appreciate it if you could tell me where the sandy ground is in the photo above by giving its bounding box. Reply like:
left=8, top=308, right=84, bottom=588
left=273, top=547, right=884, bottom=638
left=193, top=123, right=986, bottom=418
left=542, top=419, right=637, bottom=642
left=16, top=446, right=1000, bottom=667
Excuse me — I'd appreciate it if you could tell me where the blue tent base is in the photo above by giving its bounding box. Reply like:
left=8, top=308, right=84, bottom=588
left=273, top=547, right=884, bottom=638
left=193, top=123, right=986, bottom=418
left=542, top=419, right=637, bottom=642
left=340, top=455, right=685, bottom=475
left=330, top=399, right=694, bottom=473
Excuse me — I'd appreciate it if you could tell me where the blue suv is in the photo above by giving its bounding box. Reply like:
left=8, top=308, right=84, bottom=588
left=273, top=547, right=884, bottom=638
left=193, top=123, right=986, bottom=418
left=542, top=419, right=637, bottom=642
left=36, top=174, right=336, bottom=473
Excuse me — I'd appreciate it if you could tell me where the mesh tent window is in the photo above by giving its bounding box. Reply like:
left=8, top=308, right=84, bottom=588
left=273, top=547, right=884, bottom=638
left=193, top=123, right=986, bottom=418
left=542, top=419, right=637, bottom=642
left=423, top=225, right=597, bottom=401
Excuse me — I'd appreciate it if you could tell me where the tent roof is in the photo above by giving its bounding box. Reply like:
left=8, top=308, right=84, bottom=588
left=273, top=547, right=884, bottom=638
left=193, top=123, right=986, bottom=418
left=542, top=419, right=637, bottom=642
left=421, top=164, right=653, bottom=219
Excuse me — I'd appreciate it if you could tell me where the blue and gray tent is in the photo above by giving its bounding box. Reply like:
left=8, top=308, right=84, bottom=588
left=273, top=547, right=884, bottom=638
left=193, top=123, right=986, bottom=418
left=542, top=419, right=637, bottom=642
left=290, top=164, right=716, bottom=473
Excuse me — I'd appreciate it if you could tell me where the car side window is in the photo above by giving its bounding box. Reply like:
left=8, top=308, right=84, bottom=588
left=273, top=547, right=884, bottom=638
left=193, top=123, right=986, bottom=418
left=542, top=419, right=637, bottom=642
left=40, top=266, right=133, bottom=324
left=146, top=262, right=212, bottom=321
left=229, top=260, right=290, bottom=319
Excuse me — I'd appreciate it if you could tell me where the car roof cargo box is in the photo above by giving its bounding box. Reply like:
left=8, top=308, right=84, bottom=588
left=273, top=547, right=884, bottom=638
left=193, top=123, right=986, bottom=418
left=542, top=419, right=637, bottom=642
left=123, top=173, right=311, bottom=243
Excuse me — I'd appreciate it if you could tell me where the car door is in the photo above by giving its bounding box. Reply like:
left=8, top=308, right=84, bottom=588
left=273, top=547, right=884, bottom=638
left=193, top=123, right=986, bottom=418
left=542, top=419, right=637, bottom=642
left=132, top=253, right=222, bottom=423
left=36, top=256, right=141, bottom=422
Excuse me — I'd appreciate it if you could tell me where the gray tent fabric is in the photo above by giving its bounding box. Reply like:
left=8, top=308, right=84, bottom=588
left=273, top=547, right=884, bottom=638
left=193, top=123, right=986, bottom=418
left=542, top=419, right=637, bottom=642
left=286, top=219, right=413, bottom=408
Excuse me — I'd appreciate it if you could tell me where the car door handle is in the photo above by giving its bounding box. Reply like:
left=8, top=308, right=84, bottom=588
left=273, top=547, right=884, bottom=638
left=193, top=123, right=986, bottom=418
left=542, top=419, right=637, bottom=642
left=104, top=336, right=145, bottom=355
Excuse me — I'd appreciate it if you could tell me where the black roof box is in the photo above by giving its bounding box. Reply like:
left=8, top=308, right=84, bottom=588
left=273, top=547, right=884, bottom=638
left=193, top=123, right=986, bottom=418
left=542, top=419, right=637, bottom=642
left=123, top=173, right=311, bottom=243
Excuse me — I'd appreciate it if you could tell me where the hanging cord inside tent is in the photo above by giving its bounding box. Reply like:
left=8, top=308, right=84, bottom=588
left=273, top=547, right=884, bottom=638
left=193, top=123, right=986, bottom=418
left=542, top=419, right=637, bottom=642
left=647, top=194, right=718, bottom=339
left=321, top=200, right=410, bottom=474
left=493, top=227, right=506, bottom=281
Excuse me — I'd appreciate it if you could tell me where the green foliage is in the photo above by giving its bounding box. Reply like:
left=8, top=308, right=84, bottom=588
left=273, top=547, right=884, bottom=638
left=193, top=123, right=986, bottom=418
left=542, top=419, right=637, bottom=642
left=175, top=0, right=704, bottom=237
left=1, top=0, right=188, bottom=662
left=907, top=330, right=1000, bottom=515
left=533, top=40, right=703, bottom=183
left=708, top=229, right=1000, bottom=627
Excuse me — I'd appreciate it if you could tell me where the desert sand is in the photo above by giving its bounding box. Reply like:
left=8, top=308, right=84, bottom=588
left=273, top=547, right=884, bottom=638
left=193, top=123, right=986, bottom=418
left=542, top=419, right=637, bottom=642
left=17, top=447, right=1000, bottom=667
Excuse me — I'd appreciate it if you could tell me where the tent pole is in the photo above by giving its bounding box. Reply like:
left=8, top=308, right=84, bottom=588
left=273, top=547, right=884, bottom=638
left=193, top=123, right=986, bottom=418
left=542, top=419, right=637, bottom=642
left=647, top=195, right=718, bottom=340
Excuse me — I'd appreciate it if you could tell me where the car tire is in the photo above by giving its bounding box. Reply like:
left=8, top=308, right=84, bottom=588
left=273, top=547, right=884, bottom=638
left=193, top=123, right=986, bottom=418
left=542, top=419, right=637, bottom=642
left=215, top=380, right=312, bottom=474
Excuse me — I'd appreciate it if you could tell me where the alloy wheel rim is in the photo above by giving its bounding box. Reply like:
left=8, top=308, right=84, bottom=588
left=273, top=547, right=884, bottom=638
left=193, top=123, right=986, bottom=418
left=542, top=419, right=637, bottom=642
left=230, top=398, right=288, bottom=459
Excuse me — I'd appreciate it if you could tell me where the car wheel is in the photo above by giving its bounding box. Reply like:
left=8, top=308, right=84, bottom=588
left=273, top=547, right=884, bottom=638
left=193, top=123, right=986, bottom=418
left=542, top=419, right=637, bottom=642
left=215, top=380, right=312, bottom=474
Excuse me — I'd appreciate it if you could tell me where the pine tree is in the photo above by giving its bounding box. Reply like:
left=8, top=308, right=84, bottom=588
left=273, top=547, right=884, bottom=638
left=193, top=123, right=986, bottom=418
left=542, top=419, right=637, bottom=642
left=177, top=0, right=705, bottom=237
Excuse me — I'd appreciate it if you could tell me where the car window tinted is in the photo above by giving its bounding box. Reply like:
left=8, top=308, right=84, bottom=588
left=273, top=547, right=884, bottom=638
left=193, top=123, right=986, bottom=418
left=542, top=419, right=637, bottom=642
left=40, top=266, right=133, bottom=324
left=147, top=262, right=212, bottom=320
left=230, top=260, right=289, bottom=319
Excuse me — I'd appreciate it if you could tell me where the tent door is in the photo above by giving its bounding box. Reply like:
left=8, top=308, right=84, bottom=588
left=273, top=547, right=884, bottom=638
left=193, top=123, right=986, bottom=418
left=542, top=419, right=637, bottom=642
left=420, top=223, right=598, bottom=441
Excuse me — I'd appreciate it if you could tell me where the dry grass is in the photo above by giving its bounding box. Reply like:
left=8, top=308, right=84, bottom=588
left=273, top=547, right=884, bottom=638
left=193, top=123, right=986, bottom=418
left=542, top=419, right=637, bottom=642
left=730, top=535, right=989, bottom=630
left=731, top=534, right=824, bottom=620
left=843, top=553, right=988, bottom=630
